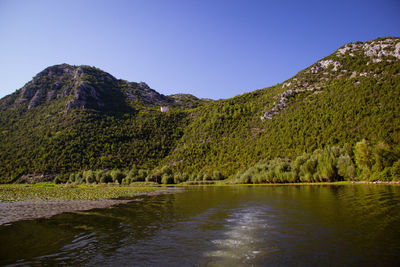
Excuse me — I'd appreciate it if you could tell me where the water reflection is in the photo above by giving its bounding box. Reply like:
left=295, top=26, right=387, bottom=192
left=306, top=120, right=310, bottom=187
left=1, top=185, right=400, bottom=266
left=204, top=204, right=273, bottom=265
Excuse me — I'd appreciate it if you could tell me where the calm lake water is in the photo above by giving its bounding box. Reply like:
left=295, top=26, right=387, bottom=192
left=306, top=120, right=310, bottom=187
left=1, top=185, right=400, bottom=266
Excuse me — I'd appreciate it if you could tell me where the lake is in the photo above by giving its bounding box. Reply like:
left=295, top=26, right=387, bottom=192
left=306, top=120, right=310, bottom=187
left=1, top=185, right=400, bottom=266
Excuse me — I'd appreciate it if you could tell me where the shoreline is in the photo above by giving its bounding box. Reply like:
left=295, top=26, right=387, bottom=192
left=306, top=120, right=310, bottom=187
left=0, top=188, right=182, bottom=226
left=182, top=181, right=400, bottom=186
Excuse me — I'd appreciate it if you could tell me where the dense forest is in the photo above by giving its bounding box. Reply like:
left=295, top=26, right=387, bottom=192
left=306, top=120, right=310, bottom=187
left=0, top=37, right=399, bottom=183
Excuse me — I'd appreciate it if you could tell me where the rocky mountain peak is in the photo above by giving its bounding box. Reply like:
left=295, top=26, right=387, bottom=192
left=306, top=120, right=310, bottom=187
left=12, top=64, right=79, bottom=109
left=137, top=81, right=150, bottom=89
left=307, top=37, right=400, bottom=75
left=0, top=63, right=124, bottom=111
left=336, top=37, right=400, bottom=62
left=0, top=64, right=203, bottom=112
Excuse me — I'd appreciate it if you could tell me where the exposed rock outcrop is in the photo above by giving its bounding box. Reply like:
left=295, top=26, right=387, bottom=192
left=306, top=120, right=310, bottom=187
left=27, top=89, right=44, bottom=109
left=123, top=81, right=171, bottom=105
left=260, top=86, right=321, bottom=120
left=8, top=64, right=79, bottom=110
left=261, top=38, right=400, bottom=121
left=310, top=59, right=341, bottom=73
left=336, top=38, right=400, bottom=62
left=66, top=81, right=104, bottom=110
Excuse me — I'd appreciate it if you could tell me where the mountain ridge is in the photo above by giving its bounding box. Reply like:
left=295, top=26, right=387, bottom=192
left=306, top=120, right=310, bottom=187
left=0, top=37, right=399, bottom=183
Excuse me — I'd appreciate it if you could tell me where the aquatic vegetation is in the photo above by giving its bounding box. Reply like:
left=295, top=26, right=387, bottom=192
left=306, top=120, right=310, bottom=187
left=0, top=184, right=159, bottom=202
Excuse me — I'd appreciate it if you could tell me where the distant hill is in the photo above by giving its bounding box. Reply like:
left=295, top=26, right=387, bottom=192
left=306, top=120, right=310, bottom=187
left=0, top=37, right=399, bottom=183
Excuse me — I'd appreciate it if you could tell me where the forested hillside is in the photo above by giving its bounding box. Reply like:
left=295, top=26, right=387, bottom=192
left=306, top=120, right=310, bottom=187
left=0, top=37, right=399, bottom=183
left=162, top=37, right=400, bottom=177
left=0, top=65, right=202, bottom=182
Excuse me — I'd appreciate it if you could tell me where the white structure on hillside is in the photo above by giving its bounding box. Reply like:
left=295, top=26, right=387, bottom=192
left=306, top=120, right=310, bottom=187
left=160, top=106, right=169, bottom=112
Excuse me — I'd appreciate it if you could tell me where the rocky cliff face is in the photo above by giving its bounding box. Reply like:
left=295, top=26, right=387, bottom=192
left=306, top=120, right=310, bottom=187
left=1, top=64, right=75, bottom=110
left=0, top=64, right=197, bottom=112
left=0, top=64, right=109, bottom=111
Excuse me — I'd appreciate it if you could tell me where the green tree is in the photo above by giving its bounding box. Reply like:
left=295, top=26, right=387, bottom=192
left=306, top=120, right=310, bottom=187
left=391, top=160, right=400, bottom=180
left=83, top=170, right=96, bottom=184
left=372, top=142, right=396, bottom=172
left=110, top=169, right=125, bottom=184
left=161, top=173, right=173, bottom=184
left=337, top=154, right=356, bottom=180
left=354, top=139, right=373, bottom=179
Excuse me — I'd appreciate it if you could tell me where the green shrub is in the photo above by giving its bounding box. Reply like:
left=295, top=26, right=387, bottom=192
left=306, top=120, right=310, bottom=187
left=337, top=154, right=356, bottom=180
left=371, top=167, right=392, bottom=181
left=316, top=151, right=338, bottom=182
left=161, top=173, right=174, bottom=184
left=137, top=169, right=148, bottom=181
left=354, top=139, right=373, bottom=179
left=293, top=153, right=310, bottom=176
left=372, top=142, right=396, bottom=172
left=126, top=168, right=139, bottom=180
left=75, top=173, right=84, bottom=184
left=69, top=173, right=76, bottom=183
left=391, top=160, right=400, bottom=181
left=213, top=170, right=224, bottom=180
left=300, top=158, right=317, bottom=182
left=83, top=170, right=96, bottom=184
left=203, top=173, right=212, bottom=181
left=146, top=173, right=156, bottom=182
left=53, top=176, right=62, bottom=184
left=110, top=169, right=125, bottom=184
left=95, top=170, right=104, bottom=183
left=173, top=173, right=184, bottom=184
left=100, top=173, right=113, bottom=183
left=240, top=173, right=251, bottom=184
left=122, top=177, right=133, bottom=185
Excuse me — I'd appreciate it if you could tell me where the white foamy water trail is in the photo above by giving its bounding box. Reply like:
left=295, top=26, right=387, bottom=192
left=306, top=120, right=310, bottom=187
left=204, top=204, right=276, bottom=265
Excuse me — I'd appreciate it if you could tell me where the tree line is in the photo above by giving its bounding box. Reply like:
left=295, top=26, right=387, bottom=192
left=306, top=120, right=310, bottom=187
left=57, top=140, right=399, bottom=185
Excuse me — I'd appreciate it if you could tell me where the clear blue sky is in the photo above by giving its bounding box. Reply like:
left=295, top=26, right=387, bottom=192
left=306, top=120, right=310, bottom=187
left=1, top=0, right=399, bottom=99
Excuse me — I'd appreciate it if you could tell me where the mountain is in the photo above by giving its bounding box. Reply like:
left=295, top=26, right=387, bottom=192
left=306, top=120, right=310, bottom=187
left=0, top=64, right=206, bottom=183
left=0, top=64, right=202, bottom=112
left=162, top=37, right=400, bottom=176
left=0, top=37, right=399, bottom=183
